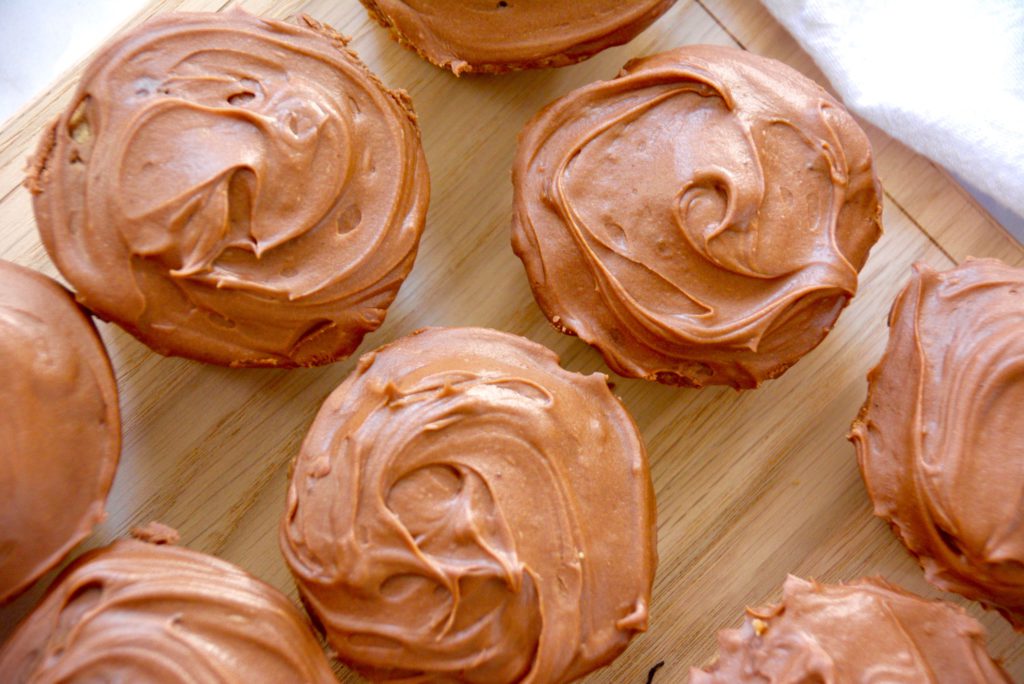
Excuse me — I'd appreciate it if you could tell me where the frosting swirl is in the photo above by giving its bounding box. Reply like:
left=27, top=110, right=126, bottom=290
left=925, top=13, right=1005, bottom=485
left=360, top=0, right=677, bottom=75
left=0, top=259, right=119, bottom=604
left=851, top=258, right=1024, bottom=628
left=29, top=9, right=429, bottom=367
left=692, top=576, right=1012, bottom=682
left=512, top=45, right=882, bottom=388
left=0, top=539, right=336, bottom=683
left=280, top=327, right=655, bottom=683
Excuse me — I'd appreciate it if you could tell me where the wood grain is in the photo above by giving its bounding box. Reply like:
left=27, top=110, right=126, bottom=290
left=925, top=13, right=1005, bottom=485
left=1, top=0, right=1022, bottom=681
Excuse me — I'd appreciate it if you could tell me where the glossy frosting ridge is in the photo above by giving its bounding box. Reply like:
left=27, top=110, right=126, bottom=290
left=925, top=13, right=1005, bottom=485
left=281, top=327, right=656, bottom=683
left=0, top=259, right=119, bottom=605
left=360, top=0, right=676, bottom=74
left=692, top=576, right=1012, bottom=683
left=512, top=44, right=882, bottom=387
left=0, top=539, right=336, bottom=683
left=851, top=258, right=1024, bottom=628
left=29, top=9, right=429, bottom=367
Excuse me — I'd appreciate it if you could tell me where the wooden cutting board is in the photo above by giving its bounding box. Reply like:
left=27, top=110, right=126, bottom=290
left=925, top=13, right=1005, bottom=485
left=2, top=0, right=1022, bottom=680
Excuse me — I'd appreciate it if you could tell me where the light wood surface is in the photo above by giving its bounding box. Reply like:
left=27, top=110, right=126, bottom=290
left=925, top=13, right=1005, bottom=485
left=1, top=0, right=1022, bottom=681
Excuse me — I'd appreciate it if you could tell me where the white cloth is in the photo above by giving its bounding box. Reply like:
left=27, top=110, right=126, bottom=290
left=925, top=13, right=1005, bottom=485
left=761, top=0, right=1024, bottom=220
left=0, top=0, right=147, bottom=123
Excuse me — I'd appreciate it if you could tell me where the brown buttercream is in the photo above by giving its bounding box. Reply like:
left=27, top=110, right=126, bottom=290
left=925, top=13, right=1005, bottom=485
left=851, top=258, right=1024, bottom=629
left=0, top=538, right=336, bottom=683
left=692, top=576, right=1012, bottom=683
left=29, top=9, right=429, bottom=367
left=512, top=45, right=882, bottom=388
left=360, top=0, right=677, bottom=75
left=280, top=327, right=656, bottom=683
left=0, top=259, right=119, bottom=605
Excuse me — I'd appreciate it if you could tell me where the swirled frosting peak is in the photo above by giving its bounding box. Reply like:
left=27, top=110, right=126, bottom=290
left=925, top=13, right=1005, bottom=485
left=851, top=258, right=1024, bottom=628
left=0, top=259, right=119, bottom=605
left=0, top=538, right=337, bottom=683
left=29, top=9, right=429, bottom=367
left=281, top=327, right=656, bottom=683
left=692, top=576, right=1012, bottom=682
left=512, top=44, right=882, bottom=388
left=360, top=0, right=677, bottom=74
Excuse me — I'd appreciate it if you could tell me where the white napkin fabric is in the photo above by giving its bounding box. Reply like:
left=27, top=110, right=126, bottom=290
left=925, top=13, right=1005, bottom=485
left=0, top=0, right=147, bottom=123
left=761, top=0, right=1024, bottom=221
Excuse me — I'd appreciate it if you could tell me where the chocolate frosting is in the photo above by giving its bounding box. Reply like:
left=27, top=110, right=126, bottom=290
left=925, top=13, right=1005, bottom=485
left=692, top=576, right=1012, bottom=683
left=0, top=259, right=119, bottom=605
left=280, top=327, right=656, bottom=683
left=29, top=9, right=429, bottom=367
left=512, top=45, right=882, bottom=388
left=0, top=539, right=336, bottom=683
left=851, top=258, right=1024, bottom=629
left=360, top=0, right=676, bottom=75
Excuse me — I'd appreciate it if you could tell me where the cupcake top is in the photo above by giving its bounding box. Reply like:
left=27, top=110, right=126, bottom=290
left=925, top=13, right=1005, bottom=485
left=0, top=538, right=336, bottom=683
left=281, top=327, right=656, bottom=683
left=692, top=576, right=1012, bottom=683
left=29, top=9, right=429, bottom=367
left=0, top=259, right=120, bottom=604
left=512, top=44, right=882, bottom=388
left=360, top=0, right=676, bottom=74
left=852, top=258, right=1024, bottom=628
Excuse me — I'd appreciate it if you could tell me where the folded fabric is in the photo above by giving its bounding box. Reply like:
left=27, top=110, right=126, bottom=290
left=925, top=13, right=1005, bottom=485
left=761, top=0, right=1024, bottom=220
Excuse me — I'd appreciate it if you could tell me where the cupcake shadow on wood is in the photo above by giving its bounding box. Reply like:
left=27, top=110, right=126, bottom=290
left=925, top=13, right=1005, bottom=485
left=512, top=44, right=882, bottom=389
left=29, top=9, right=429, bottom=368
